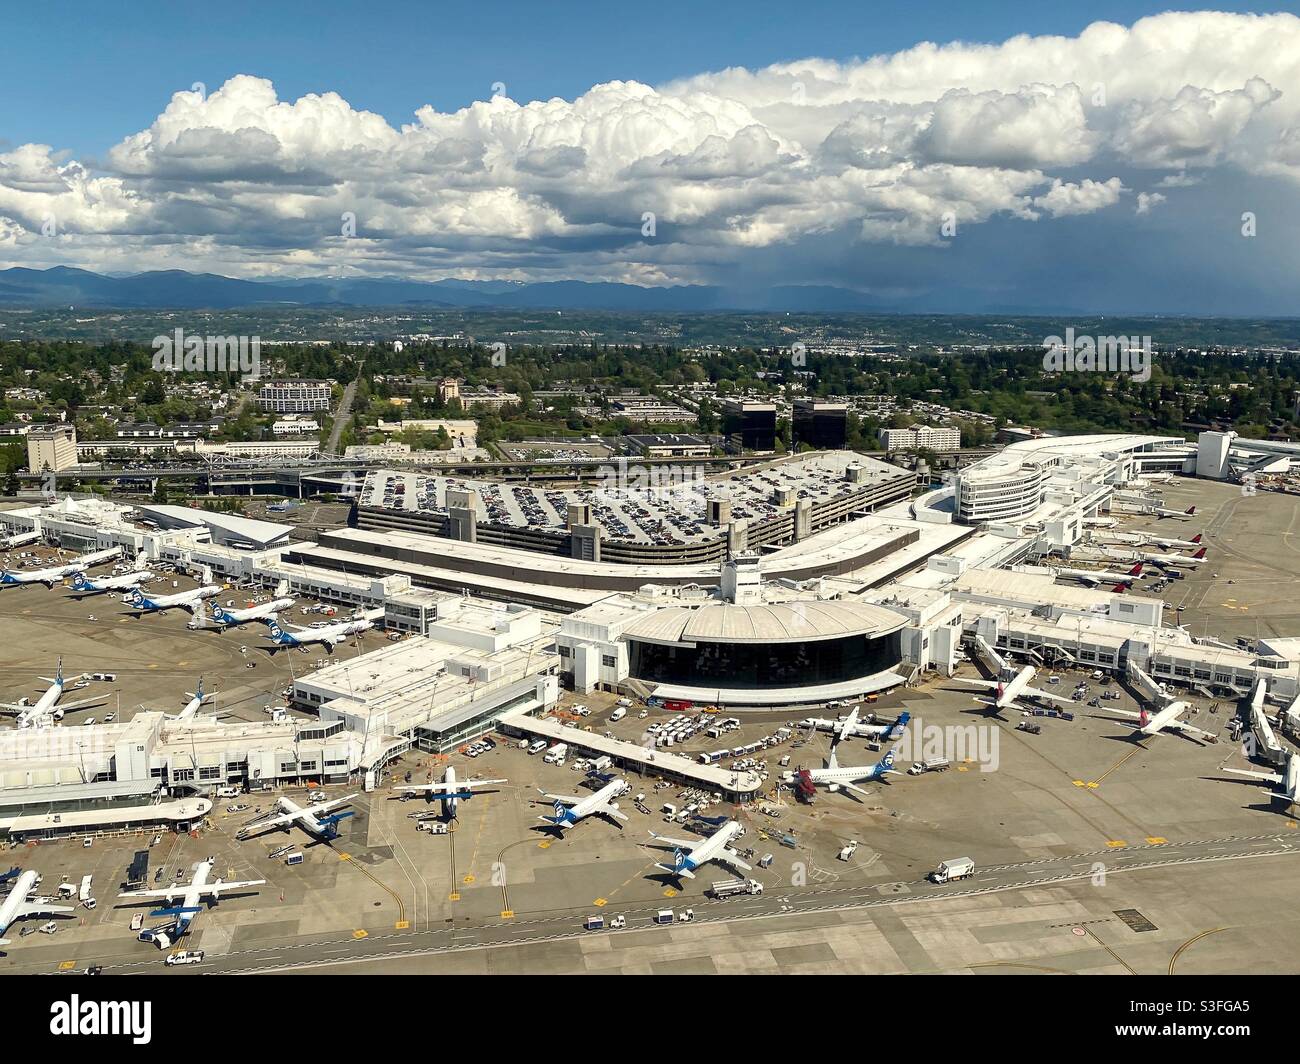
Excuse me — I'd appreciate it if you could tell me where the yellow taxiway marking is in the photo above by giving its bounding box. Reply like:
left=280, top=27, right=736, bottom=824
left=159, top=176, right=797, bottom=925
left=1072, top=780, right=1087, bottom=787
left=1169, top=927, right=1229, bottom=976
left=1085, top=782, right=1100, bottom=789
left=147, top=663, right=158, bottom=669
left=58, top=960, right=76, bottom=971
left=1287, top=821, right=1298, bottom=829
left=538, top=840, right=552, bottom=849
left=501, top=910, right=514, bottom=919
left=1106, top=840, right=1127, bottom=848
left=338, top=852, right=352, bottom=861
left=663, top=888, right=677, bottom=898
left=462, top=874, right=475, bottom=885
left=1145, top=836, right=1167, bottom=845
left=593, top=897, right=608, bottom=907
left=957, top=766, right=969, bottom=772
left=352, top=930, right=368, bottom=940
left=395, top=920, right=409, bottom=930
left=448, top=891, right=460, bottom=901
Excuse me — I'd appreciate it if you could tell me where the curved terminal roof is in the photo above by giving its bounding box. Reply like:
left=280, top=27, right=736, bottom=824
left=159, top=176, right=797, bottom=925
left=623, top=599, right=907, bottom=645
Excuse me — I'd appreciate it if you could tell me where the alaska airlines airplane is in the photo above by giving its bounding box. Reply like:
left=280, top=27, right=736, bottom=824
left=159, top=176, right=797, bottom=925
left=68, top=569, right=154, bottom=596
left=173, top=679, right=212, bottom=722
left=117, top=859, right=265, bottom=949
left=0, top=560, right=87, bottom=588
left=0, top=660, right=105, bottom=728
left=205, top=596, right=295, bottom=629
left=0, top=870, right=75, bottom=946
left=647, top=820, right=749, bottom=881
left=264, top=617, right=372, bottom=652
left=537, top=777, right=630, bottom=831
left=800, top=708, right=910, bottom=742
left=124, top=584, right=221, bottom=615
left=1225, top=752, right=1300, bottom=807
left=236, top=794, right=359, bottom=842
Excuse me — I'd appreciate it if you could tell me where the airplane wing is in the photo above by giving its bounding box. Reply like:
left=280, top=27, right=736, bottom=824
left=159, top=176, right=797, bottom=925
left=717, top=848, right=753, bottom=872
left=1225, top=767, right=1284, bottom=784
left=14, top=900, right=76, bottom=918
left=839, top=781, right=874, bottom=797
left=592, top=804, right=629, bottom=822
left=1101, top=707, right=1144, bottom=722
left=646, top=832, right=698, bottom=850
left=310, top=796, right=355, bottom=815
left=46, top=694, right=109, bottom=713
left=538, top=790, right=583, bottom=805
left=1165, top=719, right=1217, bottom=741
left=117, top=887, right=185, bottom=901
left=952, top=677, right=997, bottom=691
left=199, top=879, right=266, bottom=896
left=465, top=778, right=508, bottom=789
left=1021, top=686, right=1075, bottom=705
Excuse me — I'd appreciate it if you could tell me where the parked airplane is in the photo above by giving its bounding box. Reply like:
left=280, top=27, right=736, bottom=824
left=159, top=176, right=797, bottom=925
left=1, top=560, right=87, bottom=588
left=537, top=778, right=630, bottom=831
left=116, top=858, right=265, bottom=949
left=647, top=820, right=749, bottom=880
left=0, top=870, right=75, bottom=946
left=263, top=617, right=372, bottom=652
left=1099, top=531, right=1203, bottom=551
left=800, top=709, right=911, bottom=742
left=204, top=596, right=295, bottom=629
left=393, top=766, right=505, bottom=819
left=1103, top=700, right=1216, bottom=742
left=67, top=569, right=154, bottom=597
left=0, top=660, right=105, bottom=728
left=781, top=747, right=902, bottom=798
left=124, top=583, right=221, bottom=616
left=1154, top=504, right=1196, bottom=521
left=1142, top=547, right=1207, bottom=570
left=1224, top=752, right=1300, bottom=807
left=173, top=679, right=212, bottom=722
left=237, top=793, right=359, bottom=842
left=954, top=664, right=1074, bottom=715
left=1052, top=562, right=1144, bottom=590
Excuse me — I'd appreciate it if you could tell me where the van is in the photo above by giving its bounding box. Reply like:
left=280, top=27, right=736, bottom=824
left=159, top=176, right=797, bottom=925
left=284, top=852, right=305, bottom=866
left=216, top=785, right=240, bottom=799
left=654, top=910, right=675, bottom=925
left=527, top=740, right=547, bottom=755
left=609, top=707, right=627, bottom=723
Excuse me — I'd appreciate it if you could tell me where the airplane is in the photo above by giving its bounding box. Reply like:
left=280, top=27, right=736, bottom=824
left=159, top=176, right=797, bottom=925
left=0, top=560, right=87, bottom=588
left=203, top=596, right=295, bottom=630
left=237, top=793, right=359, bottom=842
left=1224, top=752, right=1300, bottom=807
left=1102, top=700, right=1216, bottom=742
left=952, top=664, right=1075, bottom=715
left=116, top=858, right=265, bottom=949
left=1052, top=561, right=1144, bottom=590
left=67, top=569, right=154, bottom=596
left=393, top=765, right=506, bottom=819
left=0, top=659, right=106, bottom=728
left=263, top=616, right=372, bottom=652
left=1140, top=547, right=1207, bottom=570
left=123, top=583, right=221, bottom=616
left=537, top=777, right=630, bottom=831
left=781, top=747, right=902, bottom=798
left=800, top=709, right=910, bottom=742
left=0, top=870, right=75, bottom=946
left=647, top=819, right=749, bottom=880
left=1153, top=504, right=1196, bottom=521
left=1081, top=516, right=1117, bottom=529
left=1097, top=531, right=1203, bottom=551
left=173, top=679, right=212, bottom=722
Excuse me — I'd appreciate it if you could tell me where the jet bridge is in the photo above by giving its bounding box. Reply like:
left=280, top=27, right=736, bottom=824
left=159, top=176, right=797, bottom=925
left=1248, top=678, right=1287, bottom=767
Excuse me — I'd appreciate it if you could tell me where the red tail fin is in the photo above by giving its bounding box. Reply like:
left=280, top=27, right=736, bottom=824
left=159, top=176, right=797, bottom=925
left=1193, top=547, right=1207, bottom=559
left=1185, top=506, right=1196, bottom=515
left=1191, top=534, right=1202, bottom=544
left=1112, top=584, right=1127, bottom=593
left=1128, top=563, right=1144, bottom=577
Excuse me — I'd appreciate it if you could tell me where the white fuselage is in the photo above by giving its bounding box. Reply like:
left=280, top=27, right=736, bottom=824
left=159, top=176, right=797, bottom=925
left=0, top=870, right=39, bottom=937
left=129, top=585, right=221, bottom=611
left=18, top=678, right=66, bottom=728
left=566, top=779, right=629, bottom=821
left=212, top=597, right=295, bottom=626
left=1055, top=566, right=1141, bottom=586
left=71, top=570, right=153, bottom=594
left=2, top=563, right=85, bottom=586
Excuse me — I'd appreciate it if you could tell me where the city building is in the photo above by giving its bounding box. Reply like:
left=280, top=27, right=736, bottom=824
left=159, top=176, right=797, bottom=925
left=793, top=399, right=848, bottom=449
left=256, top=379, right=332, bottom=413
left=26, top=424, right=77, bottom=473
left=880, top=425, right=963, bottom=452
left=721, top=399, right=777, bottom=451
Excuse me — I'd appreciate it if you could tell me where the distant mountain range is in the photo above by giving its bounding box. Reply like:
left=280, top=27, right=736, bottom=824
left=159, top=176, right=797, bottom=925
left=0, top=266, right=1025, bottom=314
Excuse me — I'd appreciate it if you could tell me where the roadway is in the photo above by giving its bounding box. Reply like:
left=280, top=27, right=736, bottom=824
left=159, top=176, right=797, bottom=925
left=23, top=830, right=1298, bottom=975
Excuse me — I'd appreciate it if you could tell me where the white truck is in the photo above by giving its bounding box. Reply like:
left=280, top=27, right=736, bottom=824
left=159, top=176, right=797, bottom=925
left=930, top=857, right=976, bottom=884
left=543, top=742, right=569, bottom=766
left=909, top=757, right=951, bottom=775
left=708, top=878, right=764, bottom=899
left=609, top=706, right=627, bottom=722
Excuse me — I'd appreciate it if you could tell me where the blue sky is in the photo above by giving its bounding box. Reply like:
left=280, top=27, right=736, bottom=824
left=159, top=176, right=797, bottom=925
left=8, top=1, right=1295, bottom=157
left=3, top=4, right=1300, bottom=313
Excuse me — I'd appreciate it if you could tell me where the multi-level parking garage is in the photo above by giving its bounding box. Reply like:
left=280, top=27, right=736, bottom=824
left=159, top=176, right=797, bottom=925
left=355, top=451, right=915, bottom=566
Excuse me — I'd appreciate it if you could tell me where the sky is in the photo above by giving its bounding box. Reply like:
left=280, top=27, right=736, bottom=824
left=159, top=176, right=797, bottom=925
left=3, top=3, right=1300, bottom=313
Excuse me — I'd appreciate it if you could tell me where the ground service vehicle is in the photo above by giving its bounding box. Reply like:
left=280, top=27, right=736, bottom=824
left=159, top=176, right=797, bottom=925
left=930, top=857, right=976, bottom=883
left=708, top=878, right=764, bottom=899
